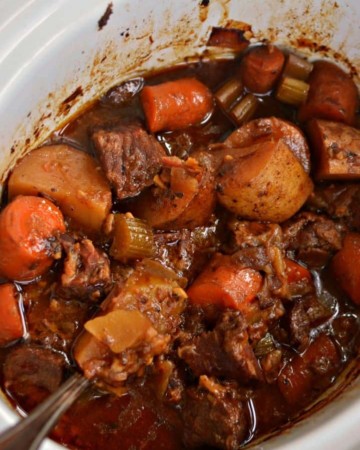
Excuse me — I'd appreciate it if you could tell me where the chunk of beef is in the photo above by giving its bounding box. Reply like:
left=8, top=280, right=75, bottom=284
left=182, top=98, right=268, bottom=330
left=92, top=122, right=166, bottom=199
left=308, top=183, right=360, bottom=231
left=158, top=122, right=228, bottom=159
left=22, top=277, right=90, bottom=353
left=28, top=297, right=89, bottom=353
left=154, top=223, right=219, bottom=280
left=178, top=310, right=263, bottom=382
left=332, top=314, right=360, bottom=347
left=283, top=212, right=345, bottom=268
left=181, top=304, right=212, bottom=337
left=288, top=295, right=333, bottom=350
left=182, top=298, right=284, bottom=347
left=182, top=376, right=249, bottom=450
left=242, top=298, right=285, bottom=344
left=3, top=345, right=66, bottom=411
left=59, top=235, right=111, bottom=301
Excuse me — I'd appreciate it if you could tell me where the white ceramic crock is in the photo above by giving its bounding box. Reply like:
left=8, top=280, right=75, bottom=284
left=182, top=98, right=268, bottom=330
left=0, top=1, right=359, bottom=449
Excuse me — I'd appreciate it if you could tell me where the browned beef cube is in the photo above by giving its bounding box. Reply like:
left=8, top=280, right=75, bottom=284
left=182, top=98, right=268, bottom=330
left=308, top=183, right=360, bottom=231
left=3, top=345, right=66, bottom=411
left=178, top=310, right=262, bottom=382
left=92, top=122, right=166, bottom=199
left=153, top=224, right=218, bottom=280
left=283, top=212, right=345, bottom=268
left=182, top=377, right=249, bottom=450
left=288, top=295, right=333, bottom=350
left=59, top=235, right=111, bottom=301
left=27, top=297, right=89, bottom=353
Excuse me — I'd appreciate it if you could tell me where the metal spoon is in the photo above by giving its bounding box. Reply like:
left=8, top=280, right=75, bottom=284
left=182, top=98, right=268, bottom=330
left=0, top=372, right=89, bottom=450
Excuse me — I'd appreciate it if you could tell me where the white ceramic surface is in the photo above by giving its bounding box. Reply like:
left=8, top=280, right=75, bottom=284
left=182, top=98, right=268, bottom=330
left=0, top=1, right=359, bottom=449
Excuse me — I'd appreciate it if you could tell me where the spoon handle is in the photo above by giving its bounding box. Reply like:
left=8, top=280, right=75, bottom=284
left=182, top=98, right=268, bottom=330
left=0, top=372, right=89, bottom=450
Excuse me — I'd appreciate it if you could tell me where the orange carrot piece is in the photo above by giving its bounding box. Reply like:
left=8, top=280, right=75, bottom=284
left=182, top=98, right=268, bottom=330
left=0, top=283, right=24, bottom=346
left=285, top=258, right=312, bottom=284
left=0, top=196, right=66, bottom=281
left=140, top=78, right=214, bottom=133
left=187, top=253, right=262, bottom=311
left=331, top=233, right=360, bottom=305
left=278, top=334, right=339, bottom=405
left=298, top=61, right=358, bottom=125
left=241, top=45, right=285, bottom=94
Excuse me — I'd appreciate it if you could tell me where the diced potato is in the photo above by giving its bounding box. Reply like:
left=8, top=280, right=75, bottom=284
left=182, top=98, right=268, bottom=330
left=8, top=145, right=112, bottom=233
left=85, top=310, right=155, bottom=354
left=307, top=120, right=360, bottom=180
left=217, top=140, right=313, bottom=222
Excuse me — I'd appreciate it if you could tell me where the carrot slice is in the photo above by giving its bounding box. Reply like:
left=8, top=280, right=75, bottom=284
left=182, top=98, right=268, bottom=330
left=187, top=253, right=262, bottom=311
left=278, top=334, right=339, bottom=405
left=298, top=61, right=358, bottom=125
left=141, top=78, right=213, bottom=132
left=331, top=233, right=360, bottom=305
left=0, top=283, right=24, bottom=346
left=241, top=45, right=285, bottom=94
left=0, top=196, right=66, bottom=281
left=285, top=258, right=312, bottom=284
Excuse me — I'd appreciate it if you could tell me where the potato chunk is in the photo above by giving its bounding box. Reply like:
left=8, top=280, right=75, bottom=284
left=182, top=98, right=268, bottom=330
left=224, top=117, right=311, bottom=173
left=8, top=145, right=112, bottom=233
left=85, top=310, right=161, bottom=354
left=217, top=140, right=313, bottom=222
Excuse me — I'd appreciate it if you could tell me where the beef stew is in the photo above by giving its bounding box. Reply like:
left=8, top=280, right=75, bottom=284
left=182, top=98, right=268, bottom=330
left=0, top=44, right=359, bottom=450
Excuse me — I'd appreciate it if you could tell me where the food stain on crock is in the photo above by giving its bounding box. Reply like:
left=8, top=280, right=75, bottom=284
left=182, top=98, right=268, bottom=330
left=199, top=0, right=210, bottom=22
left=252, top=0, right=359, bottom=79
left=98, top=2, right=114, bottom=31
left=58, top=87, right=84, bottom=116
